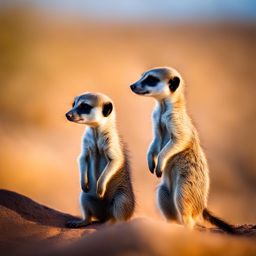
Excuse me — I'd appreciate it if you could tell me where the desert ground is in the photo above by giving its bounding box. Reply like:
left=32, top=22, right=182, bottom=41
left=0, top=8, right=256, bottom=255
left=0, top=189, right=255, bottom=256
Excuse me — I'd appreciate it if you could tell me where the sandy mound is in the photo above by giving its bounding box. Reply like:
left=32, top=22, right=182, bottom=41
left=0, top=189, right=255, bottom=256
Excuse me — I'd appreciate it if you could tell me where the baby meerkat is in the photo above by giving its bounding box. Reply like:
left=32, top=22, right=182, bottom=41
left=65, top=92, right=135, bottom=228
left=130, top=67, right=235, bottom=233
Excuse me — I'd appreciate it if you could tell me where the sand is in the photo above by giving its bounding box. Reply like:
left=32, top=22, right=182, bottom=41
left=0, top=189, right=255, bottom=256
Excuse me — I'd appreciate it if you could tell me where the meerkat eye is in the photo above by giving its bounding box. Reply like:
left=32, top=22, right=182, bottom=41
left=78, top=103, right=93, bottom=114
left=142, top=75, right=160, bottom=87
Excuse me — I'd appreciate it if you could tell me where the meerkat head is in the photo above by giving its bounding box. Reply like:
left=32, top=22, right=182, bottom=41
left=65, top=92, right=114, bottom=127
left=130, top=67, right=183, bottom=101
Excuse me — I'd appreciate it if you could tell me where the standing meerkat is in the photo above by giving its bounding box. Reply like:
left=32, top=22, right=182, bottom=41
left=130, top=67, right=235, bottom=233
left=65, top=92, right=135, bottom=228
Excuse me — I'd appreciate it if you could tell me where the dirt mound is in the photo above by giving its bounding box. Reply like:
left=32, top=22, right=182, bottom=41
left=0, top=189, right=99, bottom=255
left=0, top=189, right=78, bottom=227
left=0, top=189, right=255, bottom=256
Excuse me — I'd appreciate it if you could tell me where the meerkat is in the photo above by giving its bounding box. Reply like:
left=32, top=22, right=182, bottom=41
left=130, top=67, right=235, bottom=233
left=65, top=92, right=135, bottom=228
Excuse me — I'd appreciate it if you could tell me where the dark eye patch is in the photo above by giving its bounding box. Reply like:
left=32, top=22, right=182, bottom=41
left=72, top=101, right=75, bottom=107
left=77, top=103, right=93, bottom=114
left=141, top=75, right=160, bottom=87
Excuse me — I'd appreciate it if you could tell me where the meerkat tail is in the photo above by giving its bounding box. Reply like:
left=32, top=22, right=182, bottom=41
left=202, top=208, right=236, bottom=234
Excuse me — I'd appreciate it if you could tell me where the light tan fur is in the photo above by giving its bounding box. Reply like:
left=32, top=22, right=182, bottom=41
left=66, top=92, right=135, bottom=228
left=130, top=67, right=209, bottom=229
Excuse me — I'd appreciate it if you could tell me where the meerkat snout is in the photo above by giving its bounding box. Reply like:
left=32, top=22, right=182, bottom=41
left=65, top=109, right=82, bottom=122
left=65, top=111, right=73, bottom=121
left=130, top=84, right=136, bottom=91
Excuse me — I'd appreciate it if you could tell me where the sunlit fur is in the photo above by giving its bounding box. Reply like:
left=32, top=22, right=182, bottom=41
left=131, top=67, right=210, bottom=229
left=66, top=92, right=135, bottom=228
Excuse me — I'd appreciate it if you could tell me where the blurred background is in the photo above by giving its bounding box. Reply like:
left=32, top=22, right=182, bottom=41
left=0, top=0, right=255, bottom=223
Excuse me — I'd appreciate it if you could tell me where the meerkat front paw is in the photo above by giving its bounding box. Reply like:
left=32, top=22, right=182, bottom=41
left=147, top=153, right=156, bottom=174
left=81, top=182, right=90, bottom=193
left=155, top=164, right=162, bottom=178
left=96, top=178, right=106, bottom=198
left=147, top=151, right=156, bottom=174
left=155, top=157, right=165, bottom=178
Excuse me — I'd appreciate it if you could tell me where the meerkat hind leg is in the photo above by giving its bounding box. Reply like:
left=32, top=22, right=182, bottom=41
left=112, top=193, right=134, bottom=221
left=66, top=218, right=92, bottom=228
left=174, top=205, right=195, bottom=230
left=157, top=184, right=178, bottom=221
left=174, top=189, right=196, bottom=230
left=181, top=215, right=195, bottom=230
left=66, top=194, right=92, bottom=228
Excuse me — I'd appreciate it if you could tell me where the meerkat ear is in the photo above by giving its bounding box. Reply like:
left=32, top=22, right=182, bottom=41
left=168, top=76, right=180, bottom=92
left=102, top=102, right=113, bottom=117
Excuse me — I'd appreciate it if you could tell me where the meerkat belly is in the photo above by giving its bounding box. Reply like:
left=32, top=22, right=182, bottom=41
left=161, top=126, right=170, bottom=149
left=87, top=146, right=108, bottom=195
left=159, top=117, right=172, bottom=149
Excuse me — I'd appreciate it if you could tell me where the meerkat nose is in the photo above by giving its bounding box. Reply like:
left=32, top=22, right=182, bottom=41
left=130, top=84, right=136, bottom=90
left=66, top=112, right=73, bottom=121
